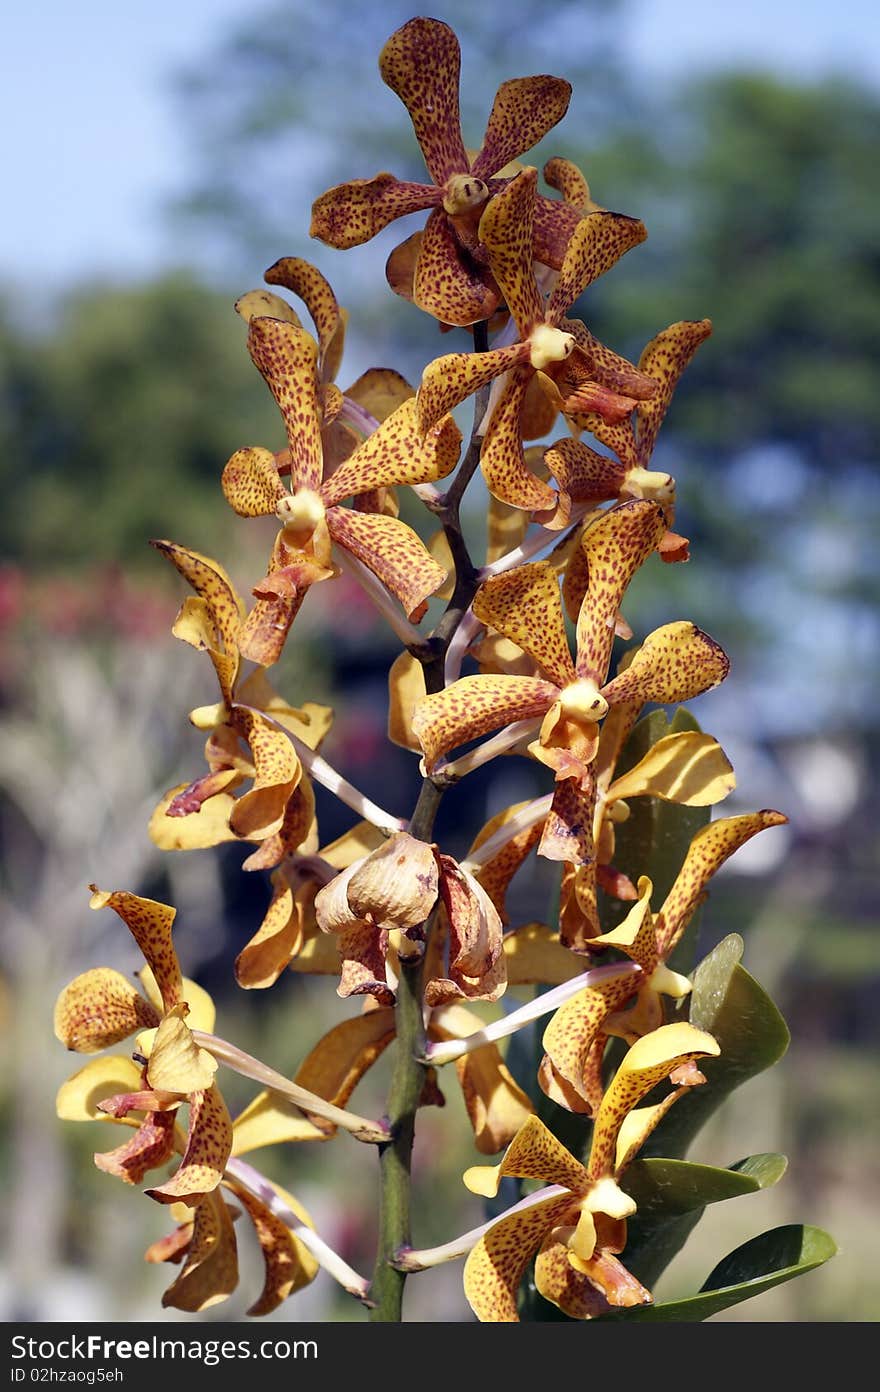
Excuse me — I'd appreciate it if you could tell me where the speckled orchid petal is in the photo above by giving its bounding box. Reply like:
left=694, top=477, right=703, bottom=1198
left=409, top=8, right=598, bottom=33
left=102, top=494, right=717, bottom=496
left=473, top=562, right=575, bottom=689
left=247, top=318, right=323, bottom=492
left=413, top=208, right=500, bottom=326
left=543, top=157, right=596, bottom=211
left=547, top=211, right=647, bottom=325
left=241, top=779, right=317, bottom=873
left=56, top=1056, right=143, bottom=1121
left=234, top=880, right=300, bottom=990
left=482, top=365, right=557, bottom=512
left=326, top=506, right=447, bottom=620
left=235, top=289, right=301, bottom=327
left=138, top=966, right=215, bottom=1036
left=565, top=320, right=657, bottom=401
left=540, top=1036, right=608, bottom=1117
left=538, top=775, right=597, bottom=869
left=502, top=924, right=583, bottom=986
left=310, top=173, right=439, bottom=249
left=54, top=969, right=160, bottom=1053
left=417, top=342, right=526, bottom=434
left=379, top=18, right=468, bottom=184
left=88, top=888, right=182, bottom=1012
left=143, top=1006, right=219, bottom=1094
left=600, top=621, right=730, bottom=708
left=541, top=968, right=642, bottom=1112
left=221, top=446, right=286, bottom=518
left=657, top=810, right=788, bottom=959
left=637, top=319, right=713, bottom=465
left=321, top=397, right=460, bottom=507
left=587, top=879, right=656, bottom=972
left=575, top=500, right=667, bottom=681
left=466, top=1115, right=590, bottom=1200
left=237, top=673, right=332, bottom=748
left=587, top=1023, right=720, bottom=1179
left=472, top=77, right=571, bottom=180
left=478, top=168, right=544, bottom=334
left=464, top=1194, right=574, bottom=1322
left=151, top=541, right=243, bottom=703
left=94, top=1109, right=177, bottom=1185
left=148, top=1084, right=233, bottom=1207
left=486, top=493, right=530, bottom=564
left=263, top=257, right=340, bottom=368
left=469, top=804, right=545, bottom=924
left=345, top=366, right=414, bottom=423
left=606, top=731, right=736, bottom=807
left=160, top=1190, right=238, bottom=1311
left=532, top=193, right=583, bottom=270
left=227, top=708, right=300, bottom=841
left=544, top=437, right=625, bottom=508
left=227, top=1182, right=318, bottom=1316
left=169, top=598, right=239, bottom=711
left=412, top=673, right=558, bottom=772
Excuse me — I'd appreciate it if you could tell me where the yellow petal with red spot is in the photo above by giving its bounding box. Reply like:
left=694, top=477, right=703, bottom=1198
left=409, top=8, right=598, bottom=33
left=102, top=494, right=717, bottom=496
left=587, top=879, right=657, bottom=971
left=478, top=167, right=543, bottom=334
left=543, top=156, right=596, bottom=211
left=56, top=1055, right=143, bottom=1122
left=481, top=365, right=556, bottom=512
left=160, top=1190, right=238, bottom=1311
left=473, top=561, right=575, bottom=689
left=143, top=1006, right=218, bottom=1094
left=136, top=966, right=215, bottom=1035
left=320, top=397, right=460, bottom=507
left=637, top=319, right=713, bottom=466
left=534, top=1231, right=622, bottom=1319
left=657, top=810, right=788, bottom=958
left=379, top=17, right=468, bottom=185
left=465, top=1114, right=590, bottom=1197
left=227, top=708, right=300, bottom=841
left=417, top=343, right=526, bottom=434
left=412, top=673, right=558, bottom=772
left=464, top=1194, right=573, bottom=1322
left=601, top=621, right=730, bottom=707
left=151, top=542, right=243, bottom=702
left=469, top=804, right=545, bottom=925
left=241, top=779, right=317, bottom=871
left=263, top=257, right=340, bottom=369
left=94, top=1109, right=177, bottom=1185
left=221, top=446, right=286, bottom=518
left=54, top=969, right=160, bottom=1053
left=247, top=318, right=323, bottom=492
left=88, top=887, right=183, bottom=1012
left=541, top=968, right=642, bottom=1109
left=575, top=501, right=667, bottom=682
left=311, top=173, right=438, bottom=249
left=606, top=730, right=735, bottom=807
left=326, top=506, right=447, bottom=620
left=547, top=211, right=647, bottom=325
left=227, top=1182, right=318, bottom=1316
left=587, top=1022, right=719, bottom=1178
left=544, top=436, right=625, bottom=507
left=235, top=287, right=302, bottom=326
left=148, top=1084, right=233, bottom=1207
left=472, top=77, right=571, bottom=181
left=413, top=207, right=500, bottom=327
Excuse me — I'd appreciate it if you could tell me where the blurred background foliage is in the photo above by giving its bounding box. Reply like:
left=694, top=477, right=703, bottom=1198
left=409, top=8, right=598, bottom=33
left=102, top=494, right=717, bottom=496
left=1, top=0, right=877, bottom=1323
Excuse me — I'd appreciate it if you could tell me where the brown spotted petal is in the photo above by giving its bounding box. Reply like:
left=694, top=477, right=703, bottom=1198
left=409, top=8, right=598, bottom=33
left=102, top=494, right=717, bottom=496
left=599, top=621, right=730, bottom=708
left=263, top=257, right=341, bottom=370
left=465, top=1114, right=591, bottom=1198
left=656, top=810, right=788, bottom=959
left=160, top=1191, right=239, bottom=1312
left=54, top=969, right=160, bottom=1053
left=636, top=319, right=713, bottom=466
left=469, top=803, right=545, bottom=924
left=227, top=1181, right=319, bottom=1316
left=534, top=1230, right=629, bottom=1319
left=464, top=1194, right=575, bottom=1322
left=247, top=318, right=323, bottom=493
left=575, top=500, right=667, bottom=682
left=412, top=208, right=500, bottom=326
left=241, top=778, right=317, bottom=873
left=541, top=967, right=642, bottom=1114
left=320, top=397, right=461, bottom=507
left=150, top=542, right=244, bottom=704
left=221, top=446, right=286, bottom=518
left=564, top=320, right=657, bottom=402
left=431, top=1002, right=533, bottom=1154
left=547, top=211, right=647, bottom=325
left=538, top=774, right=598, bottom=871
left=473, top=562, right=576, bottom=689
left=543, top=157, right=599, bottom=212
left=412, top=673, right=559, bottom=772
left=543, top=437, right=626, bottom=514
left=417, top=341, right=526, bottom=434
left=532, top=192, right=583, bottom=271
left=586, top=880, right=657, bottom=973
left=147, top=1084, right=233, bottom=1207
left=88, top=888, right=183, bottom=1012
left=379, top=18, right=469, bottom=185
left=437, top=854, right=504, bottom=983
left=472, top=77, right=571, bottom=180
left=481, top=364, right=557, bottom=512
left=326, top=506, right=447, bottom=620
left=227, top=708, right=300, bottom=841
left=477, top=167, right=544, bottom=334
left=94, top=1108, right=177, bottom=1185
left=311, top=173, right=439, bottom=249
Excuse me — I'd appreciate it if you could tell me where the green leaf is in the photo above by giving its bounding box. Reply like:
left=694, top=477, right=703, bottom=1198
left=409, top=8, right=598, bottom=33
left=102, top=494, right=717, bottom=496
left=640, top=934, right=790, bottom=1161
left=620, top=1153, right=787, bottom=1286
left=596, top=1224, right=837, bottom=1321
left=600, top=708, right=710, bottom=974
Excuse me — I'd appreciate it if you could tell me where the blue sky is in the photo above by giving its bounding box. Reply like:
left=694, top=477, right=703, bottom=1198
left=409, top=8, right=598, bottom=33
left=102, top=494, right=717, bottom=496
left=3, top=0, right=878, bottom=291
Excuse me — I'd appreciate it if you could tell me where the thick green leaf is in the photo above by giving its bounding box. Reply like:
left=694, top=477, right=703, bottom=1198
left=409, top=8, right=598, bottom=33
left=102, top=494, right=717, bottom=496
left=621, top=1153, right=787, bottom=1286
left=641, top=934, right=790, bottom=1161
left=596, top=1224, right=837, bottom=1321
left=600, top=708, right=710, bottom=975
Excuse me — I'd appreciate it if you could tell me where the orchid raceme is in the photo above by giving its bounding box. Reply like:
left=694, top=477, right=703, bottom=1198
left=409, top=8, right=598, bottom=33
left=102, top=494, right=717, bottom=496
left=310, top=16, right=578, bottom=326
left=55, top=14, right=831, bottom=1328
left=221, top=312, right=461, bottom=663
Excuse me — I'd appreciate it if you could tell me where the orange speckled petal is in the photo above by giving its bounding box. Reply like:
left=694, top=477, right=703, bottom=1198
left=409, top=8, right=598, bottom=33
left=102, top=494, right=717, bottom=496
left=587, top=1023, right=719, bottom=1178
left=466, top=1115, right=589, bottom=1198
left=478, top=168, right=543, bottom=335
left=235, top=288, right=302, bottom=327
left=240, top=778, right=317, bottom=872
left=532, top=193, right=583, bottom=270
left=538, top=776, right=596, bottom=869
left=564, top=320, right=657, bottom=401
left=417, top=342, right=526, bottom=434
left=542, top=969, right=642, bottom=1107
left=472, top=78, right=572, bottom=180
left=346, top=366, right=414, bottom=421
left=473, top=561, right=575, bottom=688
left=379, top=18, right=468, bottom=185
left=237, top=590, right=310, bottom=669
left=547, top=211, right=647, bottom=325
left=575, top=500, right=667, bottom=681
left=544, top=436, right=625, bottom=506
left=150, top=541, right=244, bottom=699
left=637, top=319, right=713, bottom=466
left=228, top=1183, right=318, bottom=1316
left=160, top=1190, right=238, bottom=1312
left=470, top=805, right=545, bottom=925
left=247, top=318, right=323, bottom=492
left=657, top=810, right=788, bottom=958
left=587, top=879, right=657, bottom=971
left=482, top=365, right=556, bottom=512
left=54, top=969, right=160, bottom=1053
left=221, top=446, right=286, bottom=518
left=263, top=257, right=340, bottom=367
left=321, top=397, right=461, bottom=507
left=543, top=157, right=595, bottom=211
left=412, top=674, right=558, bottom=771
left=464, top=1194, right=574, bottom=1322
left=228, top=708, right=300, bottom=841
left=310, top=174, right=439, bottom=249
left=413, top=208, right=500, bottom=327
left=327, top=506, right=446, bottom=620
left=606, top=731, right=736, bottom=807
left=600, top=621, right=730, bottom=708
left=148, top=1084, right=233, bottom=1207
left=535, top=1233, right=625, bottom=1319
left=94, top=1109, right=177, bottom=1185
left=88, top=887, right=182, bottom=1012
